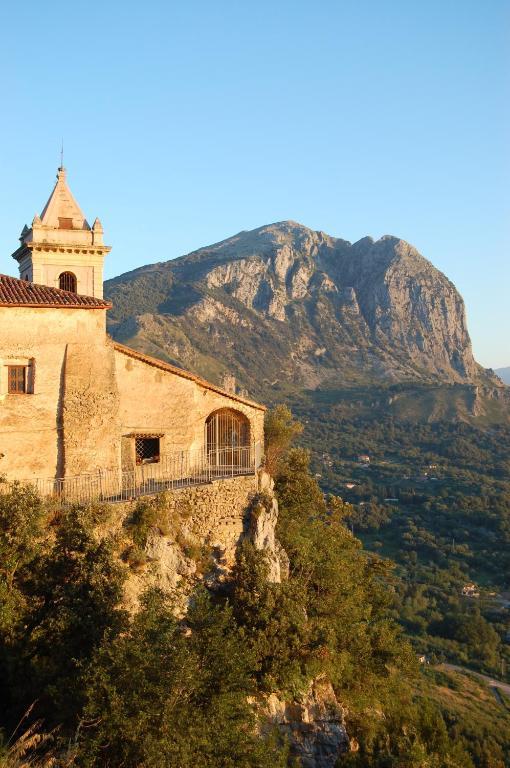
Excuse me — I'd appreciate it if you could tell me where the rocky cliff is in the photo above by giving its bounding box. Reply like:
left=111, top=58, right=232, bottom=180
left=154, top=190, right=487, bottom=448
left=105, top=221, right=491, bottom=397
left=104, top=472, right=285, bottom=613
left=103, top=474, right=348, bottom=767
left=258, top=679, right=350, bottom=768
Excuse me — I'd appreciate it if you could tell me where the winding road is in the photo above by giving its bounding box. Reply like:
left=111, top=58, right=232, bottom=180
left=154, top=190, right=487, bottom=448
left=439, top=663, right=510, bottom=696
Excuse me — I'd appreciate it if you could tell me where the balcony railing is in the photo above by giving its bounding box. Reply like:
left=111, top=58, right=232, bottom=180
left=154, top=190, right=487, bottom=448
left=17, top=443, right=262, bottom=507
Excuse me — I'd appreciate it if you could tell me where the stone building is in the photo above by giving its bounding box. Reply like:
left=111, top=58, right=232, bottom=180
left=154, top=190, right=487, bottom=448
left=0, top=167, right=265, bottom=490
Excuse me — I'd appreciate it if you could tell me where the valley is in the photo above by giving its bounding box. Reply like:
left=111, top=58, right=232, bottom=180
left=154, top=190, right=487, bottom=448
left=105, top=221, right=510, bottom=688
left=287, top=385, right=510, bottom=681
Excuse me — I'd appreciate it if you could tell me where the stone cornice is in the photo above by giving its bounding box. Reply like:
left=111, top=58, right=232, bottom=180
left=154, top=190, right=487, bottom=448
left=12, top=243, right=112, bottom=262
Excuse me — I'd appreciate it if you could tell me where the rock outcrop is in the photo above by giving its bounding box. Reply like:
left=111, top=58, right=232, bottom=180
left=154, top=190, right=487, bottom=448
left=249, top=471, right=289, bottom=583
left=105, top=221, right=493, bottom=395
left=258, top=678, right=350, bottom=768
left=115, top=471, right=285, bottom=611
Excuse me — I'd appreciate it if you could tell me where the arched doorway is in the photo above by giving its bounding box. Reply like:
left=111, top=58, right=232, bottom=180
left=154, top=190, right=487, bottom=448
left=206, top=408, right=250, bottom=470
left=58, top=271, right=77, bottom=292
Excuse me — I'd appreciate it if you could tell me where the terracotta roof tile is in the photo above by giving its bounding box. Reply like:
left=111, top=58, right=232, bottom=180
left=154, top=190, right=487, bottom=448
left=0, top=274, right=111, bottom=308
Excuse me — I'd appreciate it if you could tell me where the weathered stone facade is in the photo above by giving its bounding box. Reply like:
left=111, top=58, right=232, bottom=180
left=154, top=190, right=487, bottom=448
left=0, top=300, right=264, bottom=484
left=114, top=344, right=264, bottom=470
left=0, top=303, right=120, bottom=479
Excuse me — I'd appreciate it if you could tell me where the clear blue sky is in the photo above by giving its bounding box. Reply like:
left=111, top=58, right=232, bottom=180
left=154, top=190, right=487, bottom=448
left=0, top=1, right=508, bottom=368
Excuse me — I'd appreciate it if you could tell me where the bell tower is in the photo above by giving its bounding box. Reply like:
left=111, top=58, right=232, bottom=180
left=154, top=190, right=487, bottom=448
left=11, top=166, right=110, bottom=298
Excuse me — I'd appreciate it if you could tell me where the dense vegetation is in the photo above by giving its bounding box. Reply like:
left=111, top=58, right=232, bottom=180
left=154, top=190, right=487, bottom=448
left=0, top=407, right=509, bottom=766
left=284, top=389, right=510, bottom=682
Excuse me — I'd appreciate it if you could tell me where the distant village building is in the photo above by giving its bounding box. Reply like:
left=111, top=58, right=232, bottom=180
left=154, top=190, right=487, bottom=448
left=462, top=583, right=480, bottom=598
left=0, top=167, right=265, bottom=490
left=357, top=454, right=370, bottom=464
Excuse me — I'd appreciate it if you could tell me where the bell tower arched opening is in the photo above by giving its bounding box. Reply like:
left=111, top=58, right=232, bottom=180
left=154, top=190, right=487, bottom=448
left=58, top=271, right=77, bottom=292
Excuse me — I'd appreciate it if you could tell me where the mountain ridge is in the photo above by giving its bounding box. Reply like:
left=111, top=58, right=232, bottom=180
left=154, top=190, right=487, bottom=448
left=105, top=221, right=499, bottom=401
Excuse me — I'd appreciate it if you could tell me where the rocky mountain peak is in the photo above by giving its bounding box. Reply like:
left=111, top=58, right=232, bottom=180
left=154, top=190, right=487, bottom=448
left=105, top=221, right=490, bottom=396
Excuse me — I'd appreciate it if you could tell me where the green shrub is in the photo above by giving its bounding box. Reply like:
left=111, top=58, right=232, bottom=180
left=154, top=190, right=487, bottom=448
left=80, top=588, right=288, bottom=767
left=129, top=495, right=171, bottom=548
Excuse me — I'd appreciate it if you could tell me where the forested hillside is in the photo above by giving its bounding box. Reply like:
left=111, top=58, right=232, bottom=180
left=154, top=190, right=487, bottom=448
left=101, top=221, right=510, bottom=764
left=1, top=410, right=509, bottom=766
left=285, top=389, right=510, bottom=683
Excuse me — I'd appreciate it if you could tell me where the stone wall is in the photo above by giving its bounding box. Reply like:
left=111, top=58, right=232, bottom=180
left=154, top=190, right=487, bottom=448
left=156, top=473, right=259, bottom=567
left=111, top=472, right=286, bottom=612
left=62, top=338, right=120, bottom=475
left=114, top=346, right=265, bottom=468
left=0, top=305, right=112, bottom=481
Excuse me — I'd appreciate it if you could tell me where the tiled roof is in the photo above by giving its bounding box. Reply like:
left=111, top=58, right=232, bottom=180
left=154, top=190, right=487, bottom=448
left=0, top=274, right=111, bottom=308
left=113, top=342, right=266, bottom=411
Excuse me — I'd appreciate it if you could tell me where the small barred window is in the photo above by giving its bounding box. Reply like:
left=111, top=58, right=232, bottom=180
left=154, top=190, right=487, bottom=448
left=135, top=437, right=160, bottom=465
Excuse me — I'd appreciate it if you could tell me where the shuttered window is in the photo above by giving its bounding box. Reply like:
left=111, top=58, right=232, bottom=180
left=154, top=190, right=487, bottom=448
left=8, top=366, right=26, bottom=394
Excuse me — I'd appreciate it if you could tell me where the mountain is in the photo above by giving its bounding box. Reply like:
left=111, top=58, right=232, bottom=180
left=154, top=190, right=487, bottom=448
left=104, top=224, right=510, bottom=757
left=105, top=221, right=495, bottom=400
left=496, top=367, right=510, bottom=385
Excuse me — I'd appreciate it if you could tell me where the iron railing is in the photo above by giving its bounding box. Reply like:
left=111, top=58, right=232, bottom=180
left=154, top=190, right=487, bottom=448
left=17, top=443, right=262, bottom=507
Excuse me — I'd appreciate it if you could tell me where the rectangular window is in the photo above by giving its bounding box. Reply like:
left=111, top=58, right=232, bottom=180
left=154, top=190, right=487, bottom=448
left=135, top=437, right=160, bottom=465
left=58, top=217, right=73, bottom=229
left=8, top=366, right=26, bottom=394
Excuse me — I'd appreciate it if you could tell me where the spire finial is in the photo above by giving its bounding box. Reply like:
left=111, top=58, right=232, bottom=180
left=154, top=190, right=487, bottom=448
left=59, top=138, right=64, bottom=171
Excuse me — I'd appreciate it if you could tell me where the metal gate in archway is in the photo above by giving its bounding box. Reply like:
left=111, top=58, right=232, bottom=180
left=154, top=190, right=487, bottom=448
left=206, top=408, right=251, bottom=470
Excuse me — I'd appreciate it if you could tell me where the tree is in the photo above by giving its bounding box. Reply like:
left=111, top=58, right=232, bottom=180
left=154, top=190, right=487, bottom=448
left=7, top=509, right=127, bottom=730
left=230, top=541, right=310, bottom=694
left=0, top=482, right=46, bottom=636
left=81, top=588, right=287, bottom=768
left=264, top=405, right=303, bottom=476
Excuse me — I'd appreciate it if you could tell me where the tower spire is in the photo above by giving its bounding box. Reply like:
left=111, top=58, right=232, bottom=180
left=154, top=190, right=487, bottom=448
left=11, top=165, right=110, bottom=298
